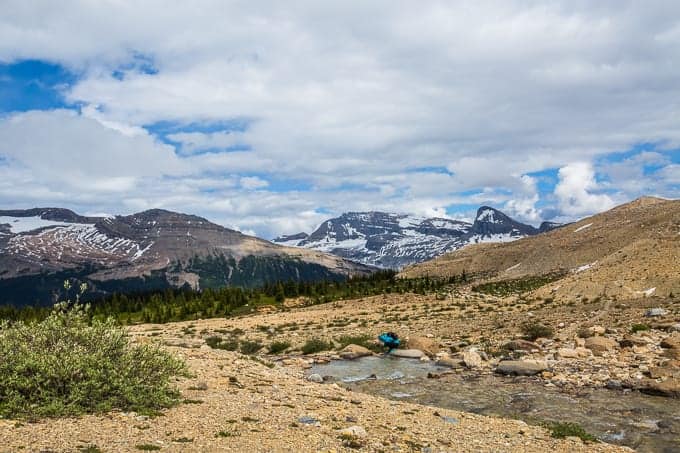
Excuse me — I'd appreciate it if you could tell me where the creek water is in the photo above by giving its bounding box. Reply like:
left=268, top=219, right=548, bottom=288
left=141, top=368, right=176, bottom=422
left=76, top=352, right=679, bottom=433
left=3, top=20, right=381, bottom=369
left=310, top=356, right=680, bottom=453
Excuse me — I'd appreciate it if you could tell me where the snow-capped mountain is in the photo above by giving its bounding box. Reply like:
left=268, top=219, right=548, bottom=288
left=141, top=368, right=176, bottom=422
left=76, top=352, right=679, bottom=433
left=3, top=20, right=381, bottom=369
left=272, top=207, right=557, bottom=269
left=0, top=208, right=372, bottom=306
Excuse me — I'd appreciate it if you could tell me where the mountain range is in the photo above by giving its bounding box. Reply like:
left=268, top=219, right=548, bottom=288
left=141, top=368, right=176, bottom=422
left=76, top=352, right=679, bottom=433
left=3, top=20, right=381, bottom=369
left=273, top=206, right=560, bottom=268
left=401, top=196, right=680, bottom=301
left=0, top=208, right=371, bottom=306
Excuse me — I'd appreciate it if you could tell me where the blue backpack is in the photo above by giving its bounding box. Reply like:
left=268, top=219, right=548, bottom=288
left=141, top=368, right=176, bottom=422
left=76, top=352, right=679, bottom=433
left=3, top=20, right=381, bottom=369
left=378, top=332, right=400, bottom=350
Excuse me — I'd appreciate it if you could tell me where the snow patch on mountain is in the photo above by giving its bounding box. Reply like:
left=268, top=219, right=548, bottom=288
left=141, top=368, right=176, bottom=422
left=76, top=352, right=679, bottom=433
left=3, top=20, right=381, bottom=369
left=0, top=216, right=86, bottom=234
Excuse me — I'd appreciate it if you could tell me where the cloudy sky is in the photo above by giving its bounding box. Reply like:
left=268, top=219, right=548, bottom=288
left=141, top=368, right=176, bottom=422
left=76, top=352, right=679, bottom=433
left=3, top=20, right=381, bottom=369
left=1, top=1, right=678, bottom=238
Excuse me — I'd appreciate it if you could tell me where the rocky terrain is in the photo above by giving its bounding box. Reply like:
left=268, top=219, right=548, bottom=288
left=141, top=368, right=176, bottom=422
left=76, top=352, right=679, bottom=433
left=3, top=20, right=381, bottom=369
left=273, top=207, right=559, bottom=269
left=401, top=197, right=680, bottom=302
left=0, top=208, right=372, bottom=306
left=2, top=284, right=653, bottom=452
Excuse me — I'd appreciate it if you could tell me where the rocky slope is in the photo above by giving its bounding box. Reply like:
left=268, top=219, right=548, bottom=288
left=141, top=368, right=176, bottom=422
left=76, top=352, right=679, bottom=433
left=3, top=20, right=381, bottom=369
left=401, top=197, right=680, bottom=301
left=0, top=208, right=372, bottom=306
left=273, top=207, right=557, bottom=269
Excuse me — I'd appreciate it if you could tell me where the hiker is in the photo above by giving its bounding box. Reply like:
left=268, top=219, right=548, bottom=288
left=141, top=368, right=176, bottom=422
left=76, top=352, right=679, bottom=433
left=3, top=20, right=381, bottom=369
left=378, top=331, right=400, bottom=352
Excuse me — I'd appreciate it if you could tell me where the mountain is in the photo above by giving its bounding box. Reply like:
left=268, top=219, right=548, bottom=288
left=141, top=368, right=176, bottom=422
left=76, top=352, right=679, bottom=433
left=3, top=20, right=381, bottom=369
left=401, top=196, right=680, bottom=301
left=272, top=206, right=547, bottom=269
left=0, top=208, right=372, bottom=306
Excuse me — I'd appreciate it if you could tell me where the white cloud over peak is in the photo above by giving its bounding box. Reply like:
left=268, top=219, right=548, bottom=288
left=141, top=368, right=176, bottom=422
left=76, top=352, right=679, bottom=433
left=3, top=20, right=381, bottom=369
left=555, top=162, right=616, bottom=217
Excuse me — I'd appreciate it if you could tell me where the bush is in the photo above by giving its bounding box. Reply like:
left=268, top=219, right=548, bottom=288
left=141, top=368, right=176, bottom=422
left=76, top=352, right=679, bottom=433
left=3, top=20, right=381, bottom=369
left=301, top=337, right=334, bottom=355
left=630, top=323, right=650, bottom=333
left=268, top=340, right=291, bottom=354
left=0, top=303, right=189, bottom=419
left=521, top=322, right=554, bottom=341
left=205, top=336, right=239, bottom=351
left=239, top=340, right=263, bottom=355
left=544, top=421, right=598, bottom=442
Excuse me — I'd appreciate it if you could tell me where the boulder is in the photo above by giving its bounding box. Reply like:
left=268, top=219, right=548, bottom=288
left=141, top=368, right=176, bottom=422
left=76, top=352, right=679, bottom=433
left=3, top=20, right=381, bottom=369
left=641, top=378, right=680, bottom=398
left=307, top=373, right=323, bottom=383
left=462, top=350, right=483, bottom=368
left=660, top=333, right=680, bottom=350
left=339, top=344, right=373, bottom=360
left=584, top=336, right=618, bottom=356
left=646, top=308, right=669, bottom=317
left=495, top=360, right=548, bottom=376
left=406, top=336, right=440, bottom=356
left=390, top=349, right=425, bottom=359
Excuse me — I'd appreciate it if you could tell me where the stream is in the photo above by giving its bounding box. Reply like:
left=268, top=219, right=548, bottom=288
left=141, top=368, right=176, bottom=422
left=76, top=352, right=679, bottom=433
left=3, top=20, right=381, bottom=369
left=309, top=356, right=680, bottom=452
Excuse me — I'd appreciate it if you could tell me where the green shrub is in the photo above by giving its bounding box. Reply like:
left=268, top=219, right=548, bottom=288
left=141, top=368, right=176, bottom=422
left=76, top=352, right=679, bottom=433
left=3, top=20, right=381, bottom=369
left=205, top=336, right=239, bottom=351
left=521, top=322, right=554, bottom=341
left=301, top=337, right=334, bottom=355
left=631, top=323, right=650, bottom=333
left=268, top=340, right=291, bottom=354
left=0, top=303, right=189, bottom=419
left=544, top=422, right=598, bottom=442
left=239, top=340, right=263, bottom=355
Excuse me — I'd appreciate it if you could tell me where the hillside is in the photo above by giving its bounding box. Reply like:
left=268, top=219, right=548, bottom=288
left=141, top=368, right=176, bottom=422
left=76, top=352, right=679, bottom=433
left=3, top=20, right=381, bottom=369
left=273, top=207, right=559, bottom=269
left=0, top=208, right=372, bottom=306
left=401, top=197, right=680, bottom=301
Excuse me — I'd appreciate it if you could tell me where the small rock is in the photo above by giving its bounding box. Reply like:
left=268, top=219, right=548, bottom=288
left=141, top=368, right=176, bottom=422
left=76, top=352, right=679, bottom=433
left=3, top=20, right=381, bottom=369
left=463, top=350, right=483, bottom=368
left=435, top=356, right=463, bottom=368
left=589, top=325, right=606, bottom=336
left=298, top=416, right=320, bottom=425
left=605, top=380, right=623, bottom=390
left=307, top=373, right=323, bottom=383
left=556, top=348, right=579, bottom=359
left=646, top=308, right=669, bottom=317
left=338, top=425, right=367, bottom=438
left=503, top=339, right=539, bottom=351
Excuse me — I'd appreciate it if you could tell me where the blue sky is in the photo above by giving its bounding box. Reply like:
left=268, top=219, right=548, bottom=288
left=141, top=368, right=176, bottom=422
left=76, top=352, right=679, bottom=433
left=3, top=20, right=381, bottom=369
left=0, top=2, right=678, bottom=238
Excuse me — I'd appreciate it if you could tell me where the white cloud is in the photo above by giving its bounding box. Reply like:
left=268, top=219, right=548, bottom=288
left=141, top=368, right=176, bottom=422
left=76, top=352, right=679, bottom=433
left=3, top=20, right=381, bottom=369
left=0, top=2, right=679, bottom=236
left=555, top=162, right=615, bottom=217
left=239, top=176, right=269, bottom=190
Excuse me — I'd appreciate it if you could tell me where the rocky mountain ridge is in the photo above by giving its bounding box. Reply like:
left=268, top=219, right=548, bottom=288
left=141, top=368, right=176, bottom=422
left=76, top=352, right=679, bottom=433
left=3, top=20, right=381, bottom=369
left=273, top=206, right=558, bottom=268
left=0, top=208, right=372, bottom=306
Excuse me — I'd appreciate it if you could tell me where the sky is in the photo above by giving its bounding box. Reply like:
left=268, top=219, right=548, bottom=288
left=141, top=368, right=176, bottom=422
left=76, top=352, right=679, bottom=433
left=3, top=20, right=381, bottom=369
left=0, top=1, right=679, bottom=238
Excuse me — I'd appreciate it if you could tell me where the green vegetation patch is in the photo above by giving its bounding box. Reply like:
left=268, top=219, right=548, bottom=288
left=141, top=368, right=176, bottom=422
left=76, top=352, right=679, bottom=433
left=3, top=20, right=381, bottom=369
left=521, top=321, right=554, bottom=341
left=544, top=421, right=598, bottom=442
left=0, top=304, right=189, bottom=420
left=472, top=273, right=565, bottom=297
left=301, top=337, right=334, bottom=355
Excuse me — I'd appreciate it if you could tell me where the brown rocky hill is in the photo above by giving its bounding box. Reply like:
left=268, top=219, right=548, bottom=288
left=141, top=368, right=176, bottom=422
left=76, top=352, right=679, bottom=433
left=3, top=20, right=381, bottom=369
left=401, top=197, right=680, bottom=301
